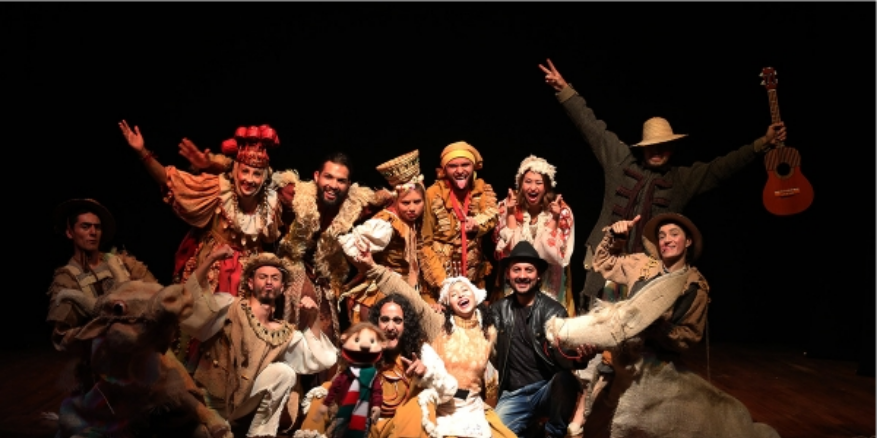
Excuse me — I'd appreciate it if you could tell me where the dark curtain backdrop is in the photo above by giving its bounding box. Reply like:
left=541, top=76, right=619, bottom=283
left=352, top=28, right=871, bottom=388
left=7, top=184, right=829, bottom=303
left=7, top=3, right=875, bottom=373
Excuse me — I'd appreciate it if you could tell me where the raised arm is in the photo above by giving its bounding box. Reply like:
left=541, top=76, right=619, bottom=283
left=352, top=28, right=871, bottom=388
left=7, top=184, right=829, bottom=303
left=119, top=120, right=168, bottom=185
left=179, top=244, right=236, bottom=341
left=349, top=249, right=444, bottom=340
left=592, top=215, right=650, bottom=287
left=178, top=138, right=234, bottom=175
left=539, top=58, right=629, bottom=169
left=679, top=122, right=787, bottom=197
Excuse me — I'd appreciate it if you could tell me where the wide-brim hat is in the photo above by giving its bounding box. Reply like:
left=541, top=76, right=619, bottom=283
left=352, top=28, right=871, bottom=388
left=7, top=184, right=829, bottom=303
left=641, top=213, right=702, bottom=262
left=239, top=252, right=295, bottom=297
left=500, top=240, right=549, bottom=274
left=53, top=198, right=116, bottom=247
left=631, top=117, right=688, bottom=147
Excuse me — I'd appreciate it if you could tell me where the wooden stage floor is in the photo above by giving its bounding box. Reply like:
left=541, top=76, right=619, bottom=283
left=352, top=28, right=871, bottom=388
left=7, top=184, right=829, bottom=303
left=0, top=341, right=873, bottom=438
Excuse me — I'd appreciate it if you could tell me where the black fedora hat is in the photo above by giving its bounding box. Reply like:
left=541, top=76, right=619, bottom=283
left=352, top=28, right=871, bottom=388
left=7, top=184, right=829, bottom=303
left=501, top=241, right=548, bottom=273
left=53, top=198, right=116, bottom=248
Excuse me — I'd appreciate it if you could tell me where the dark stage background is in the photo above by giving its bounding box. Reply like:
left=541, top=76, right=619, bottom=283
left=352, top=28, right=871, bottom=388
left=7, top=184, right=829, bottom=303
left=7, top=3, right=875, bottom=373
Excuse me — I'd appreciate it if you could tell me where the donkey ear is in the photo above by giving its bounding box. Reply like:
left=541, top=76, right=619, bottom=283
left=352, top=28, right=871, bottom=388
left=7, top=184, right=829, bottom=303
left=75, top=318, right=109, bottom=341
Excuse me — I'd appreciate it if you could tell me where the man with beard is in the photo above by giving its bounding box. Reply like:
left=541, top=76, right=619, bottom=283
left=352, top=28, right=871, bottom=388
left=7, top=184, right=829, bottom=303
left=420, top=141, right=499, bottom=301
left=489, top=241, right=597, bottom=438
left=276, top=152, right=392, bottom=348
left=180, top=244, right=338, bottom=438
left=537, top=59, right=787, bottom=313
left=297, top=294, right=455, bottom=438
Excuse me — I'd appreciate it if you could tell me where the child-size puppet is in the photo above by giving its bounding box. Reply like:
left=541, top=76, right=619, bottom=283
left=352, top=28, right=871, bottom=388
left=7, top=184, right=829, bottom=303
left=317, top=322, right=386, bottom=438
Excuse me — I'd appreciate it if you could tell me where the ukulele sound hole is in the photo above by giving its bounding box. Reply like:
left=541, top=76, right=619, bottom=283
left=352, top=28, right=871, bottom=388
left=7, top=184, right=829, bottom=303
left=776, top=162, right=792, bottom=177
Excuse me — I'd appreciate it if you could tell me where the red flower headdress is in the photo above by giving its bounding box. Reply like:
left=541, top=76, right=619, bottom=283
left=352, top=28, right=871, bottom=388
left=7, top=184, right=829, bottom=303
left=220, top=125, right=280, bottom=169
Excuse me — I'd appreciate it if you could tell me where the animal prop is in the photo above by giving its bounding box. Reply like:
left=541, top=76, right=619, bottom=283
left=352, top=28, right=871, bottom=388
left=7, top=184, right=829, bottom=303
left=317, top=322, right=386, bottom=438
left=53, top=280, right=232, bottom=438
left=545, top=271, right=781, bottom=438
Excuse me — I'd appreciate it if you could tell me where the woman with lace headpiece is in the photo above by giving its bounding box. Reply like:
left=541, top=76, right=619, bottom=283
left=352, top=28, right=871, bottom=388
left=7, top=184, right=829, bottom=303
left=493, top=155, right=575, bottom=316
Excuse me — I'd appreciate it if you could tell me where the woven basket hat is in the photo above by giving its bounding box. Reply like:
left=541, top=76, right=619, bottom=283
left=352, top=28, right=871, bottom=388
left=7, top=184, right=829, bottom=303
left=631, top=117, right=688, bottom=147
left=376, top=150, right=421, bottom=187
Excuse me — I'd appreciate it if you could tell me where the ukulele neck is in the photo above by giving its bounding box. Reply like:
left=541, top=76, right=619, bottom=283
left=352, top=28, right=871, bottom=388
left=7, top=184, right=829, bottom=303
left=767, top=89, right=785, bottom=148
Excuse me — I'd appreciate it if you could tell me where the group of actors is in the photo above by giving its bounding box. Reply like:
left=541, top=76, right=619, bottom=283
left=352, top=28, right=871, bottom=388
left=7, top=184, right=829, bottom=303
left=46, top=59, right=788, bottom=438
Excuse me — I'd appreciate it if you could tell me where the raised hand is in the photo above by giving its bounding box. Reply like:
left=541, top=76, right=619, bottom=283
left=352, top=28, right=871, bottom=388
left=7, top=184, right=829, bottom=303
left=610, top=214, right=641, bottom=238
left=506, top=188, right=518, bottom=211
left=119, top=120, right=145, bottom=152
left=400, top=352, right=426, bottom=377
left=765, top=122, right=787, bottom=146
left=348, top=240, right=376, bottom=272
left=538, top=58, right=569, bottom=92
left=464, top=217, right=478, bottom=233
left=178, top=138, right=211, bottom=171
left=209, top=244, right=235, bottom=262
left=549, top=194, right=564, bottom=218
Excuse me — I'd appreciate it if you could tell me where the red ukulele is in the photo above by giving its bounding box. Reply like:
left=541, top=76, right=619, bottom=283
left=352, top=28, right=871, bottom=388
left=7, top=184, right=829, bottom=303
left=760, top=67, right=814, bottom=216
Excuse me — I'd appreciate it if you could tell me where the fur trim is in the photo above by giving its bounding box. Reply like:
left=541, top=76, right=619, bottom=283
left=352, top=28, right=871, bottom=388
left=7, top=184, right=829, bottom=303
left=271, top=169, right=300, bottom=188
left=418, top=388, right=441, bottom=438
left=293, top=429, right=327, bottom=438
left=301, top=385, right=328, bottom=415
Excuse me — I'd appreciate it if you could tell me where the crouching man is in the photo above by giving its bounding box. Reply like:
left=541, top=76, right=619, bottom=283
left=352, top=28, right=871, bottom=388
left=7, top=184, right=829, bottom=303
left=181, top=244, right=338, bottom=437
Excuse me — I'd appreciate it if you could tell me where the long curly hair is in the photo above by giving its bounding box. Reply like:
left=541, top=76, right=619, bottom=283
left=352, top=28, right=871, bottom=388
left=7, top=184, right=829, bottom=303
left=441, top=302, right=495, bottom=339
left=368, top=294, right=427, bottom=359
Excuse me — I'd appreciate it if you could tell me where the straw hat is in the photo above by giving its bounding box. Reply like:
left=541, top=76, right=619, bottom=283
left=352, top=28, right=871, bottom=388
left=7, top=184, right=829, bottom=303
left=631, top=117, right=688, bottom=147
left=376, top=150, right=422, bottom=187
left=53, top=198, right=116, bottom=247
left=641, top=212, right=702, bottom=262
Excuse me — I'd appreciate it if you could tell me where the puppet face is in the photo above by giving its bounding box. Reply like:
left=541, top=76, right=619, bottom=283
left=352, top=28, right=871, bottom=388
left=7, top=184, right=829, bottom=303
left=340, top=324, right=385, bottom=366
left=443, top=157, right=473, bottom=190
left=520, top=170, right=547, bottom=208
left=66, top=212, right=102, bottom=254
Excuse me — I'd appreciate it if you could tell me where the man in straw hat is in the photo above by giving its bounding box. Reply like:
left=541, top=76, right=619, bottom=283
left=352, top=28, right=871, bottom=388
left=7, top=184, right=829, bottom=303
left=420, top=141, right=499, bottom=300
left=538, top=59, right=786, bottom=314
left=560, top=212, right=710, bottom=437
left=180, top=244, right=338, bottom=438
left=47, top=198, right=158, bottom=360
left=489, top=240, right=597, bottom=438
